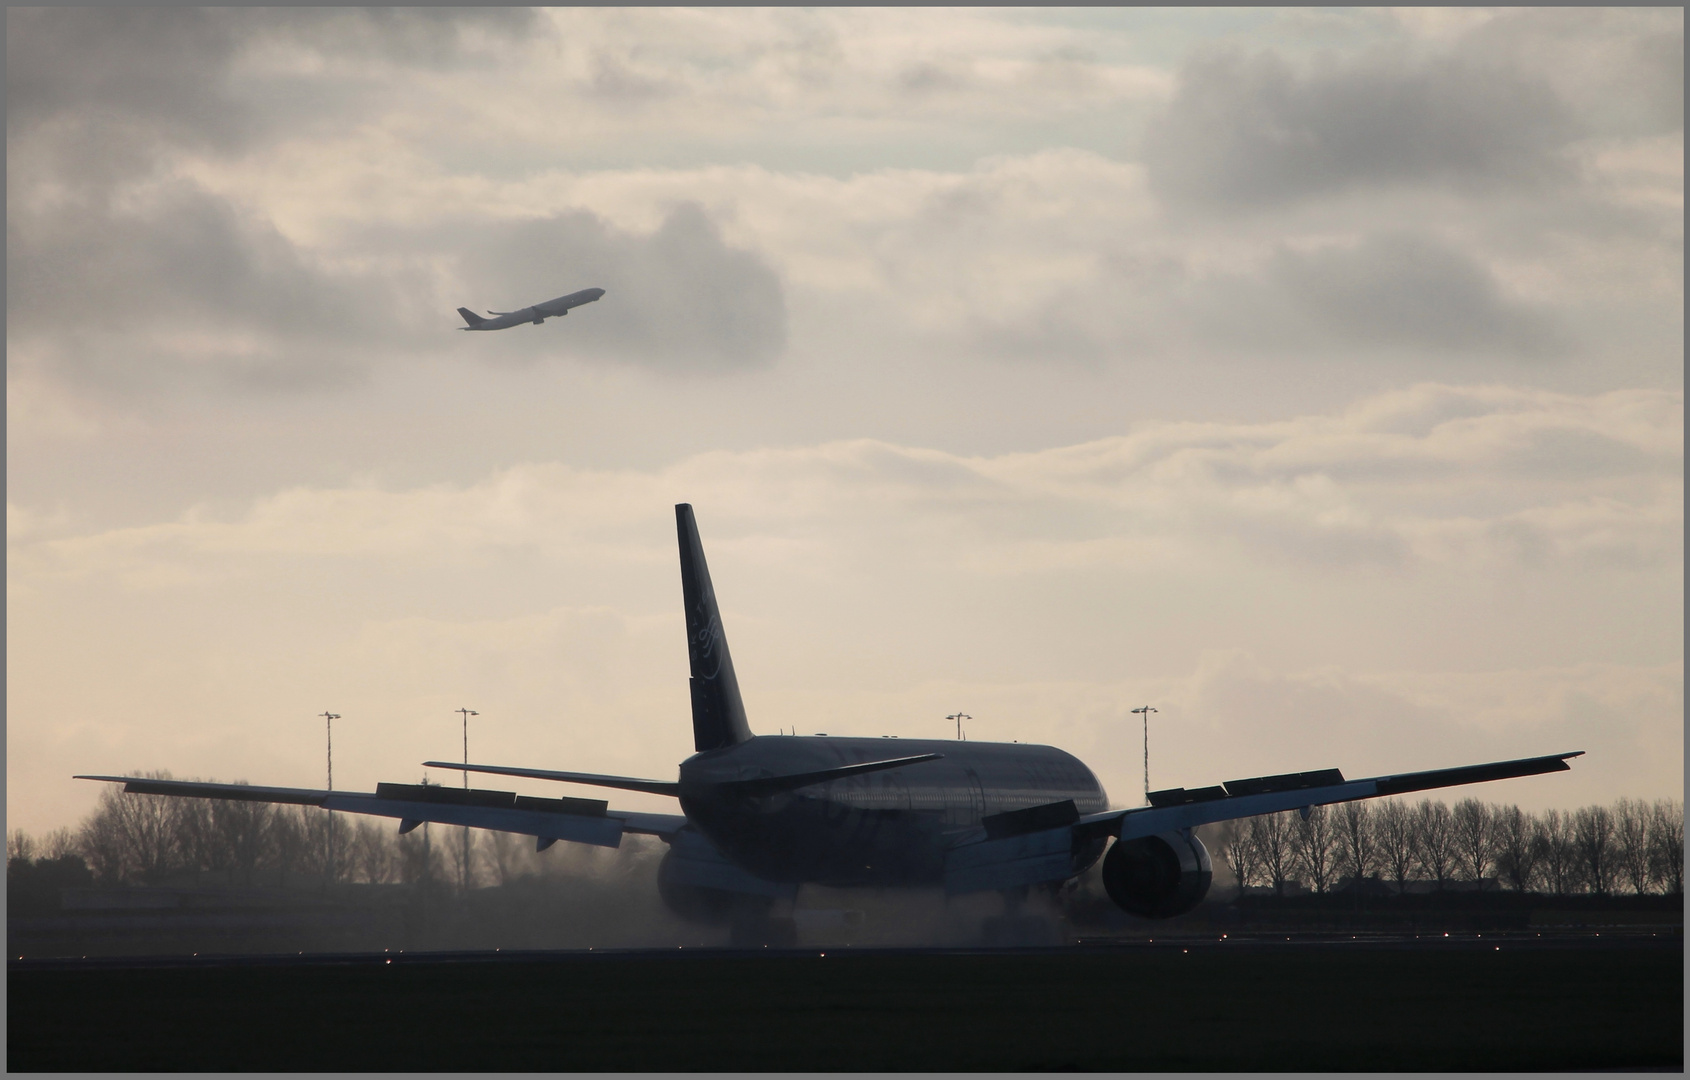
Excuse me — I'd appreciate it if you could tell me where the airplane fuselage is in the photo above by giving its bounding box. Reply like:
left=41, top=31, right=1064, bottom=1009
left=678, top=735, right=1109, bottom=887
left=459, top=287, right=605, bottom=330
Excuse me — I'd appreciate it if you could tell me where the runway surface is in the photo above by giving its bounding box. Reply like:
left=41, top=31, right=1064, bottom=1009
left=10, top=931, right=1681, bottom=1071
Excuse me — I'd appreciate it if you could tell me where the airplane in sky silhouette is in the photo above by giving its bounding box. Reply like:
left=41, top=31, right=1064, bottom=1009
left=457, top=287, right=604, bottom=330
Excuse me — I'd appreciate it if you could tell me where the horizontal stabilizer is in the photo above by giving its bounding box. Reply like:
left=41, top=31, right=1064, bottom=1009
left=421, top=761, right=679, bottom=797
left=722, top=753, right=945, bottom=798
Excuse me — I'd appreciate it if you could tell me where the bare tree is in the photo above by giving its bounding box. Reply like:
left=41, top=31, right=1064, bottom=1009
left=1333, top=800, right=1376, bottom=887
left=1648, top=798, right=1683, bottom=895
left=212, top=794, right=274, bottom=886
left=1250, top=812, right=1296, bottom=896
left=1612, top=798, right=1653, bottom=895
left=8, top=829, right=36, bottom=863
left=1492, top=805, right=1540, bottom=893
left=1574, top=805, right=1617, bottom=896
left=1536, top=808, right=1581, bottom=896
left=397, top=827, right=436, bottom=887
left=77, top=792, right=127, bottom=884
left=1412, top=800, right=1456, bottom=890
left=39, top=827, right=78, bottom=861
left=1450, top=798, right=1494, bottom=886
left=352, top=819, right=397, bottom=884
left=484, top=827, right=533, bottom=888
left=1290, top=805, right=1340, bottom=894
left=168, top=796, right=218, bottom=878
left=75, top=771, right=184, bottom=884
left=1375, top=799, right=1417, bottom=893
left=297, top=810, right=357, bottom=886
left=269, top=807, right=308, bottom=887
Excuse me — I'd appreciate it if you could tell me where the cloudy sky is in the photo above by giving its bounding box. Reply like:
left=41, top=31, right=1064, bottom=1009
left=8, top=8, right=1681, bottom=835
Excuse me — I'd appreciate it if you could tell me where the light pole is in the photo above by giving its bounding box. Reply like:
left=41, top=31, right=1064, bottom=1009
left=946, top=712, right=971, bottom=741
left=320, top=712, right=340, bottom=886
left=456, top=708, right=478, bottom=892
left=1131, top=705, right=1158, bottom=805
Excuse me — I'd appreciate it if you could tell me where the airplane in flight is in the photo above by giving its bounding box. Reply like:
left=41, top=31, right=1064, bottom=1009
left=79, top=505, right=1582, bottom=944
left=457, top=287, right=605, bottom=330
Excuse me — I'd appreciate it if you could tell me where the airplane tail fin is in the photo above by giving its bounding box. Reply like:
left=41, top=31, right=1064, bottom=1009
left=457, top=307, right=486, bottom=327
left=676, top=504, right=753, bottom=752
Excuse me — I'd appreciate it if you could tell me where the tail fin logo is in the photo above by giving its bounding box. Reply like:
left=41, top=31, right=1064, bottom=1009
left=693, top=605, right=725, bottom=680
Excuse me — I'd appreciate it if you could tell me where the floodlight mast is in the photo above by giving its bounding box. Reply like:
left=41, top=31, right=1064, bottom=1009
left=1131, top=705, right=1158, bottom=805
left=320, top=712, right=340, bottom=886
left=456, top=708, right=478, bottom=892
left=947, top=712, right=972, bottom=741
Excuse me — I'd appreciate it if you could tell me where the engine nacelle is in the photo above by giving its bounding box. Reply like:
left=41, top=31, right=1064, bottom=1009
left=1101, top=829, right=1212, bottom=919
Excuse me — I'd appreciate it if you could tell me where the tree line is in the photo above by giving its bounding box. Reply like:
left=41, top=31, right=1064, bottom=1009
left=1216, top=796, right=1684, bottom=898
left=4, top=772, right=586, bottom=892
left=7, top=777, right=1685, bottom=900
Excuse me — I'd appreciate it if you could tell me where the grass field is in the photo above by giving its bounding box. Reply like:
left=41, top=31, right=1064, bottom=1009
left=8, top=934, right=1681, bottom=1071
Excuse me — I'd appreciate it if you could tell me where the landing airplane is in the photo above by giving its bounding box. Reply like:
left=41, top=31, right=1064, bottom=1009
left=80, top=505, right=1582, bottom=942
left=457, top=287, right=605, bottom=330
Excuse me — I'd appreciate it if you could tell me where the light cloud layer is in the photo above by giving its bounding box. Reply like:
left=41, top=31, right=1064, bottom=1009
left=9, top=385, right=1679, bottom=832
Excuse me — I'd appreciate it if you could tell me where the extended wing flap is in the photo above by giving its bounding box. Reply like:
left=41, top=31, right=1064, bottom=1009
left=328, top=793, right=623, bottom=848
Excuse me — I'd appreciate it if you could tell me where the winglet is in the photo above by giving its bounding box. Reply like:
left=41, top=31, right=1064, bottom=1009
left=677, top=504, right=753, bottom=752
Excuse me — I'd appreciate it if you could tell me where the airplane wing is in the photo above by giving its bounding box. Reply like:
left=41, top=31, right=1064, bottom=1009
left=74, top=775, right=688, bottom=850
left=942, top=750, right=1583, bottom=894
left=1089, top=750, right=1584, bottom=843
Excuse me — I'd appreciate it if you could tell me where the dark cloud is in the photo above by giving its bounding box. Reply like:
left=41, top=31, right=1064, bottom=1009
left=6, top=180, right=405, bottom=394
left=1464, top=9, right=1683, bottom=139
left=1143, top=47, right=1578, bottom=209
left=258, top=8, right=542, bottom=70
left=5, top=9, right=239, bottom=140
left=446, top=204, right=788, bottom=371
left=960, top=233, right=1561, bottom=366
left=6, top=8, right=251, bottom=189
left=6, top=8, right=543, bottom=180
left=585, top=51, right=682, bottom=106
left=1261, top=233, right=1565, bottom=357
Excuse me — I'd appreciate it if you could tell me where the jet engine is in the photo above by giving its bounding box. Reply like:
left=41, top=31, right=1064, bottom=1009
left=1100, top=829, right=1212, bottom=919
